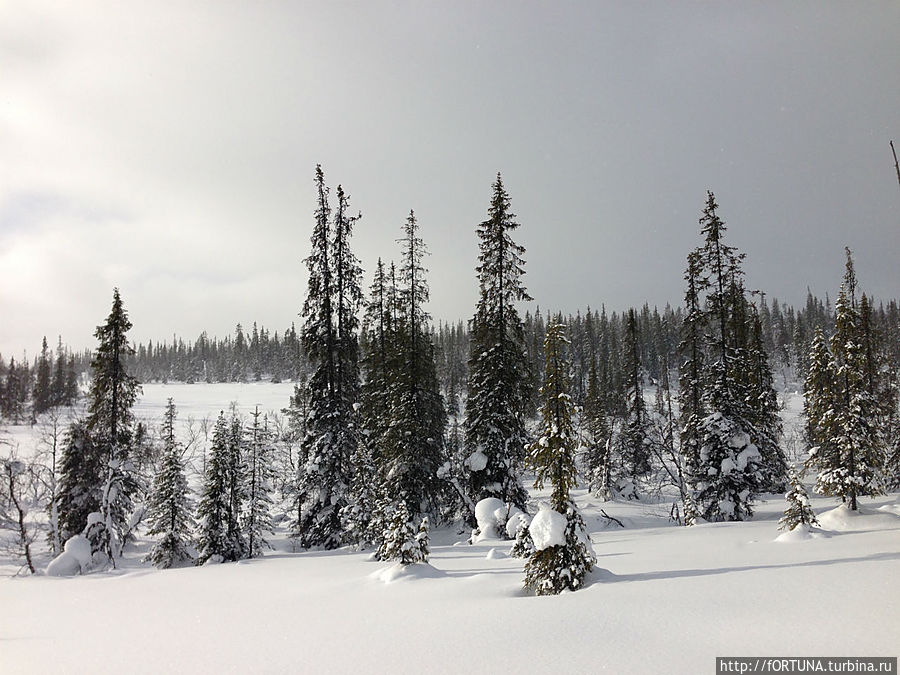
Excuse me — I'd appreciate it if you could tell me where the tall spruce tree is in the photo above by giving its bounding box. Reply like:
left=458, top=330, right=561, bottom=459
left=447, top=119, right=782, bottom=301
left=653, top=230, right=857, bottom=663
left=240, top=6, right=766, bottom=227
left=616, top=308, right=652, bottom=495
left=33, top=337, right=53, bottom=415
left=678, top=249, right=706, bottom=495
left=380, top=211, right=446, bottom=517
left=243, top=406, right=275, bottom=558
left=348, top=258, right=394, bottom=546
left=145, top=399, right=194, bottom=568
left=84, top=288, right=142, bottom=560
left=465, top=173, right=532, bottom=510
left=196, top=412, right=245, bottom=563
left=682, top=193, right=772, bottom=522
left=524, top=324, right=595, bottom=595
left=295, top=167, right=363, bottom=549
left=804, top=253, right=886, bottom=509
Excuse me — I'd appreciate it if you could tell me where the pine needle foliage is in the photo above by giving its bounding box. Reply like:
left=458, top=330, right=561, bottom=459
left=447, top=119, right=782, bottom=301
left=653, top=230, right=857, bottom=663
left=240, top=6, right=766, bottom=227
left=145, top=399, right=194, bottom=568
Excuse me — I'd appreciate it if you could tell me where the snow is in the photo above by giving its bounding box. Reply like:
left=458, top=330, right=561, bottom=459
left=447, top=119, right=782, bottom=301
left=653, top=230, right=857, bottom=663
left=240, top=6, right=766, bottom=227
left=529, top=506, right=567, bottom=551
left=466, top=450, right=488, bottom=472
left=45, top=535, right=92, bottom=576
left=504, top=509, right=529, bottom=539
left=2, top=384, right=899, bottom=673
left=370, top=561, right=446, bottom=584
left=816, top=503, right=900, bottom=532
left=473, top=497, right=509, bottom=539
left=773, top=523, right=826, bottom=543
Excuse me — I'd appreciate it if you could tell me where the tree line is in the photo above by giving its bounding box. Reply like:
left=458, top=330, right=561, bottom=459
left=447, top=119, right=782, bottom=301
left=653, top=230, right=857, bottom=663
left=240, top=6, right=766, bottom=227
left=2, top=169, right=898, bottom=595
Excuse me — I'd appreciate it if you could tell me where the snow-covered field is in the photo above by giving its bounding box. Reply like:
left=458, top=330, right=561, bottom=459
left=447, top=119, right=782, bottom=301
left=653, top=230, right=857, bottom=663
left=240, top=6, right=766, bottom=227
left=1, top=384, right=898, bottom=674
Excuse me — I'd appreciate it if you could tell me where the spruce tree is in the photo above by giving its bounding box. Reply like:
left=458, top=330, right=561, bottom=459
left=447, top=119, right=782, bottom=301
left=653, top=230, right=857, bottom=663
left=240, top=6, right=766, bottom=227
left=2, top=358, right=22, bottom=423
left=465, top=173, right=532, bottom=510
left=243, top=407, right=274, bottom=558
left=680, top=193, right=778, bottom=522
left=678, top=250, right=705, bottom=495
left=145, top=399, right=194, bottom=568
left=380, top=210, right=446, bottom=518
left=56, top=419, right=102, bottom=541
left=817, top=285, right=885, bottom=508
left=33, top=337, right=53, bottom=415
left=616, top=308, right=652, bottom=496
left=82, top=288, right=142, bottom=561
left=778, top=469, right=818, bottom=531
left=340, top=441, right=377, bottom=548
left=64, top=354, right=79, bottom=405
left=196, top=412, right=245, bottom=563
left=745, top=302, right=788, bottom=492
left=583, top=358, right=612, bottom=498
left=376, top=499, right=428, bottom=565
left=523, top=324, right=595, bottom=595
left=295, top=167, right=362, bottom=549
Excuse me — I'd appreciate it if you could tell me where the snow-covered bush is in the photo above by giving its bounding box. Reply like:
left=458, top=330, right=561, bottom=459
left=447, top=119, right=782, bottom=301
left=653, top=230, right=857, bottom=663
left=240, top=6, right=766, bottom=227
left=509, top=516, right=535, bottom=559
left=523, top=504, right=595, bottom=596
left=377, top=501, right=428, bottom=565
left=693, top=412, right=763, bottom=522
left=471, top=497, right=524, bottom=541
left=778, top=469, right=818, bottom=531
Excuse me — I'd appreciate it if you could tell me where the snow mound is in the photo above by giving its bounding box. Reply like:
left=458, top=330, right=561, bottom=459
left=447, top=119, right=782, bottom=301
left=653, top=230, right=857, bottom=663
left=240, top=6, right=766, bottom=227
left=530, top=506, right=567, bottom=551
left=475, top=498, right=505, bottom=531
left=485, top=548, right=507, bottom=560
left=203, top=554, right=225, bottom=566
left=370, top=562, right=446, bottom=584
left=46, top=535, right=93, bottom=577
left=466, top=450, right=488, bottom=472
left=46, top=553, right=81, bottom=577
left=774, top=523, right=826, bottom=543
left=877, top=502, right=900, bottom=517
left=817, top=504, right=900, bottom=532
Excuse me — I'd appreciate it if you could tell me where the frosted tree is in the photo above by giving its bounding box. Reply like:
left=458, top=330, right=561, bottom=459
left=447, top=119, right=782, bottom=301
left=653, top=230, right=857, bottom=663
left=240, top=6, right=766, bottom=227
left=465, top=173, right=532, bottom=510
left=778, top=469, right=818, bottom=531
left=376, top=499, right=428, bottom=565
left=679, top=193, right=778, bottom=521
left=33, top=337, right=52, bottom=416
left=380, top=210, right=446, bottom=517
left=614, top=308, right=651, bottom=497
left=196, top=412, right=244, bottom=563
left=295, top=168, right=363, bottom=549
left=57, top=420, right=102, bottom=541
left=341, top=441, right=378, bottom=548
left=582, top=358, right=612, bottom=498
left=243, top=407, right=274, bottom=558
left=509, top=518, right=535, bottom=559
left=678, top=250, right=705, bottom=508
left=359, top=258, right=394, bottom=473
left=524, top=324, right=595, bottom=595
left=805, top=267, right=886, bottom=510
left=145, top=399, right=194, bottom=568
left=744, top=302, right=788, bottom=493
left=84, top=288, right=142, bottom=562
left=803, top=328, right=840, bottom=496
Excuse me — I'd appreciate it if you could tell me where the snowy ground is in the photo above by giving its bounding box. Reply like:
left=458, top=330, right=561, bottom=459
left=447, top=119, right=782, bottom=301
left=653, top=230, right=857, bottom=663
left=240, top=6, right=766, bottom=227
left=1, top=384, right=898, bottom=674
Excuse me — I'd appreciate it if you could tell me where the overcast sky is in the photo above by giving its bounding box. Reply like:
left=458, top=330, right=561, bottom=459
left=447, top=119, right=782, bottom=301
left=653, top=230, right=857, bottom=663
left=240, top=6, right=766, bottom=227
left=2, top=1, right=899, bottom=357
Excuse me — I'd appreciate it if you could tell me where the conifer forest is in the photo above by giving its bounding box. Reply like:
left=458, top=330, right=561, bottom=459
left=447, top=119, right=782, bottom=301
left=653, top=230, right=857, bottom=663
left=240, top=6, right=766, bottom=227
left=2, top=3, right=898, bottom=674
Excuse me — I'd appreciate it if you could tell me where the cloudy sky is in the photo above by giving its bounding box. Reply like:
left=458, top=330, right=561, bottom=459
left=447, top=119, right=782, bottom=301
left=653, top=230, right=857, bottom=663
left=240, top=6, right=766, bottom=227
left=1, top=1, right=898, bottom=357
